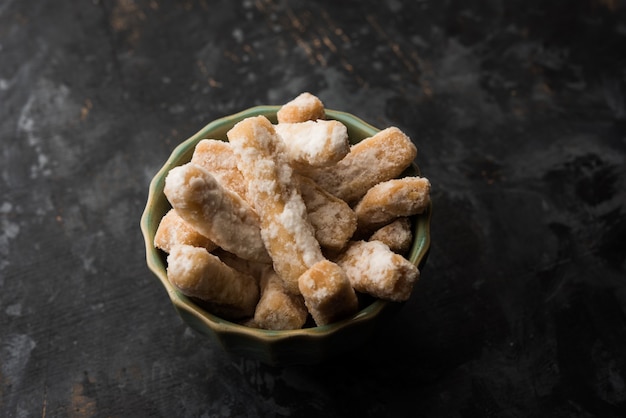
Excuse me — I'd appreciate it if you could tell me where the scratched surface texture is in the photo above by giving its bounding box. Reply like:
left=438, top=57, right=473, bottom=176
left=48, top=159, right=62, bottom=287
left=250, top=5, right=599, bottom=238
left=1, top=0, right=625, bottom=416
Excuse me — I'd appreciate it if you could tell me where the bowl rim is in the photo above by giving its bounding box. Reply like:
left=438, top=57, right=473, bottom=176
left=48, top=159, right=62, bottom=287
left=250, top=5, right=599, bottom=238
left=140, top=105, right=432, bottom=341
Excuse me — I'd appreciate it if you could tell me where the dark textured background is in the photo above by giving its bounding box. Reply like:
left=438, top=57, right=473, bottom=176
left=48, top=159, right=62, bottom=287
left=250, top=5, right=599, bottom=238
left=1, top=0, right=625, bottom=416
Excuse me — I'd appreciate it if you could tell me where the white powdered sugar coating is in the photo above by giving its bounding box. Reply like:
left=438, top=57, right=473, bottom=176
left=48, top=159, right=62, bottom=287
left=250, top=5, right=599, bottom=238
left=255, top=160, right=281, bottom=200
left=276, top=193, right=324, bottom=267
left=300, top=272, right=330, bottom=300
left=370, top=180, right=396, bottom=194
left=167, top=244, right=200, bottom=284
left=337, top=240, right=418, bottom=301
left=353, top=241, right=394, bottom=286
left=230, top=125, right=286, bottom=206
left=277, top=158, right=294, bottom=192
left=311, top=285, right=330, bottom=300
left=274, top=120, right=349, bottom=167
left=292, top=92, right=319, bottom=110
left=163, top=165, right=188, bottom=200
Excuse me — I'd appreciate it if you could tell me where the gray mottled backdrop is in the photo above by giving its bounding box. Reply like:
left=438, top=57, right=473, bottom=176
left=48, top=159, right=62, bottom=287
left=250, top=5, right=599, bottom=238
left=1, top=0, right=625, bottom=417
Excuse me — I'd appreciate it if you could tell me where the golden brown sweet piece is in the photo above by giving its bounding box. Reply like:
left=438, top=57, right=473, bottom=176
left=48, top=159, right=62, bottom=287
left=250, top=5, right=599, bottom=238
left=355, top=176, right=431, bottom=233
left=190, top=139, right=249, bottom=201
left=163, top=163, right=270, bottom=263
left=369, top=217, right=413, bottom=254
left=274, top=120, right=349, bottom=168
left=167, top=244, right=259, bottom=319
left=336, top=240, right=419, bottom=302
left=304, top=127, right=418, bottom=204
left=298, top=260, right=359, bottom=326
left=154, top=209, right=217, bottom=253
left=276, top=92, right=326, bottom=123
left=298, top=176, right=357, bottom=252
left=213, top=248, right=272, bottom=282
left=254, top=270, right=309, bottom=330
left=228, top=116, right=324, bottom=294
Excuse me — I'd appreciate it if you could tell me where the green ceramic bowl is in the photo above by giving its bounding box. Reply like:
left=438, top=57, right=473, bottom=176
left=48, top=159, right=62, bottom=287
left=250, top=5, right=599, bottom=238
left=140, top=106, right=431, bottom=366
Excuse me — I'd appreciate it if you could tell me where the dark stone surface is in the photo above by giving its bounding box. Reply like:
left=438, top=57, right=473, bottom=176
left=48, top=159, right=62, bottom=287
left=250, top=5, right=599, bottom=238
left=1, top=0, right=625, bottom=416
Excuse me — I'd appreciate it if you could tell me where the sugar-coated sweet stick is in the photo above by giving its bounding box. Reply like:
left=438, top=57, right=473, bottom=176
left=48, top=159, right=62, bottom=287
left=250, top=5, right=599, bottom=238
left=276, top=92, right=326, bottom=123
left=163, top=163, right=270, bottom=263
left=154, top=209, right=217, bottom=253
left=274, top=120, right=349, bottom=168
left=297, top=175, right=357, bottom=252
left=305, top=127, right=418, bottom=204
left=369, top=217, right=413, bottom=254
left=355, top=176, right=430, bottom=232
left=298, top=260, right=358, bottom=326
left=336, top=240, right=419, bottom=302
left=228, top=116, right=324, bottom=294
left=254, top=269, right=309, bottom=330
left=166, top=244, right=259, bottom=319
left=191, top=139, right=249, bottom=201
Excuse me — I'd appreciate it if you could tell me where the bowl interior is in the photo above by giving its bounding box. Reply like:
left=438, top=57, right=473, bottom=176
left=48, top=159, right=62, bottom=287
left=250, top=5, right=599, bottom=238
left=140, top=106, right=431, bottom=343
